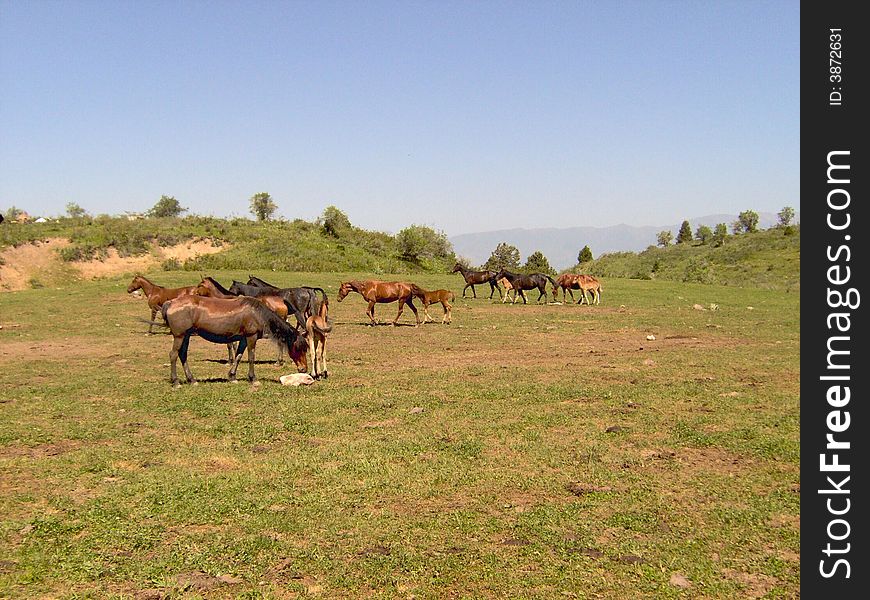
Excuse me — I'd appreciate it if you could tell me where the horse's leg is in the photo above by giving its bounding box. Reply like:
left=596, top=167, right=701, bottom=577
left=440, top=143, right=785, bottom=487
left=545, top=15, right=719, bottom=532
left=566, top=288, right=573, bottom=303
left=489, top=281, right=496, bottom=299
left=442, top=301, right=451, bottom=324
left=246, top=336, right=258, bottom=382
left=179, top=334, right=195, bottom=384
left=367, top=301, right=377, bottom=325
left=471, top=284, right=477, bottom=299
left=537, top=286, right=546, bottom=303
left=229, top=338, right=247, bottom=380
left=407, top=297, right=420, bottom=326
left=169, top=335, right=183, bottom=386
left=462, top=283, right=471, bottom=298
left=520, top=289, right=528, bottom=304
left=149, top=307, right=157, bottom=334
left=306, top=322, right=317, bottom=377
left=423, top=303, right=434, bottom=323
left=393, top=299, right=405, bottom=326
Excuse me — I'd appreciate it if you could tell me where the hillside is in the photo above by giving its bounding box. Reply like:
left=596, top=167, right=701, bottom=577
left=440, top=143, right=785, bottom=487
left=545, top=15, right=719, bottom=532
left=0, top=215, right=454, bottom=291
left=450, top=211, right=798, bottom=269
left=573, top=226, right=800, bottom=291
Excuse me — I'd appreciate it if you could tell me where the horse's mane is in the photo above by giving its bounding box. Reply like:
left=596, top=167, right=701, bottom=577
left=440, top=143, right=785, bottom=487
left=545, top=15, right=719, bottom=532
left=203, top=276, right=233, bottom=295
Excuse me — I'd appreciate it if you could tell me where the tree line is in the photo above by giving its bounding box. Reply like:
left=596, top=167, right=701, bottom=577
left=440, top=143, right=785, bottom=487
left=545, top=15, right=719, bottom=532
left=656, top=207, right=797, bottom=248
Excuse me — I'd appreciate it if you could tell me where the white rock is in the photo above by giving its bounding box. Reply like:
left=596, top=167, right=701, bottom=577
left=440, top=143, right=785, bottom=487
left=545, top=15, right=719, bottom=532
left=280, top=373, right=316, bottom=386
left=646, top=335, right=656, bottom=341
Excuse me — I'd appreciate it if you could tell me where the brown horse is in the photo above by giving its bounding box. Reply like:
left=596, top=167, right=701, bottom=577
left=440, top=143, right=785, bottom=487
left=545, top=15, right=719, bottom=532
left=337, top=280, right=421, bottom=326
left=127, top=275, right=199, bottom=334
left=411, top=286, right=455, bottom=324
left=161, top=295, right=308, bottom=386
left=194, top=276, right=292, bottom=364
left=305, top=294, right=333, bottom=379
left=451, top=263, right=501, bottom=299
left=553, top=273, right=602, bottom=305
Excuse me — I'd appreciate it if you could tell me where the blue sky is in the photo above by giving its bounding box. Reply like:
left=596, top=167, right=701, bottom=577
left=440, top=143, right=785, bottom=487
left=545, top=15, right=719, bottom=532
left=1, top=0, right=798, bottom=236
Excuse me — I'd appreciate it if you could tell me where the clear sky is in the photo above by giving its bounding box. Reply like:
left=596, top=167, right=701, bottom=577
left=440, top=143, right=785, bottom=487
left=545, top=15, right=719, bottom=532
left=1, top=0, right=798, bottom=236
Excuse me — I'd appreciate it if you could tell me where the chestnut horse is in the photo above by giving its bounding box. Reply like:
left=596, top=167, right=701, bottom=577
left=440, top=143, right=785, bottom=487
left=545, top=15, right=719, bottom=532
left=127, top=275, right=199, bottom=334
left=494, top=269, right=556, bottom=304
left=161, top=295, right=308, bottom=386
left=553, top=273, right=602, bottom=305
left=305, top=294, right=333, bottom=379
left=410, top=286, right=455, bottom=324
left=337, top=280, right=421, bottom=326
left=498, top=277, right=516, bottom=304
left=451, top=263, right=501, bottom=299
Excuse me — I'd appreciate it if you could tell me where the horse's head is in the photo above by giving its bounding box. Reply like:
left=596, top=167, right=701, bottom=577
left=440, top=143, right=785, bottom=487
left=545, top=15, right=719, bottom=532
left=228, top=281, right=243, bottom=295
left=337, top=281, right=353, bottom=302
left=284, top=330, right=309, bottom=372
left=494, top=269, right=507, bottom=281
left=127, top=276, right=143, bottom=293
left=451, top=263, right=463, bottom=273
left=193, top=281, right=211, bottom=297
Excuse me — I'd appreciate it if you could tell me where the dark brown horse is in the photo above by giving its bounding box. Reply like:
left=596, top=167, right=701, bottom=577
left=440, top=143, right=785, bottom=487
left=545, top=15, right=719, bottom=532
left=229, top=277, right=326, bottom=331
left=337, top=280, right=421, bottom=326
left=194, top=276, right=293, bottom=364
left=410, top=286, right=455, bottom=324
left=451, top=263, right=501, bottom=299
left=127, top=275, right=199, bottom=334
left=494, top=269, right=556, bottom=304
left=161, top=295, right=308, bottom=386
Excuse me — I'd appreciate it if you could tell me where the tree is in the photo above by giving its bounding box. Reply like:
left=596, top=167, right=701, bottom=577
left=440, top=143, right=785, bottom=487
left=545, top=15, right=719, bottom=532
left=577, top=245, right=594, bottom=264
left=148, top=195, right=186, bottom=218
left=737, top=210, right=758, bottom=233
left=695, top=224, right=713, bottom=245
left=66, top=202, right=88, bottom=219
left=318, top=205, right=352, bottom=237
left=3, top=206, right=23, bottom=221
left=777, top=206, right=795, bottom=227
left=522, top=251, right=556, bottom=275
left=396, top=225, right=454, bottom=261
left=249, top=192, right=277, bottom=221
left=713, top=223, right=728, bottom=246
left=676, top=220, right=693, bottom=244
left=483, top=242, right=520, bottom=271
left=656, top=230, right=673, bottom=247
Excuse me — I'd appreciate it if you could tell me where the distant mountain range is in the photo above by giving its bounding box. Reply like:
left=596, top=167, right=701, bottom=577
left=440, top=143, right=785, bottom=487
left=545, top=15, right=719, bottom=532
left=449, top=212, right=799, bottom=270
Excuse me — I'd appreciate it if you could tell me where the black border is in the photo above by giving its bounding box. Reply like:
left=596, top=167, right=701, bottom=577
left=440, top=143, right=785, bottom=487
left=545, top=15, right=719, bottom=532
left=801, top=3, right=867, bottom=596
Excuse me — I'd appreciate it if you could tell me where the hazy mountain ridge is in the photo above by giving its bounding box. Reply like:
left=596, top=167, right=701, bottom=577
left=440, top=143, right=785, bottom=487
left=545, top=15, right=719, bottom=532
left=450, top=212, right=798, bottom=270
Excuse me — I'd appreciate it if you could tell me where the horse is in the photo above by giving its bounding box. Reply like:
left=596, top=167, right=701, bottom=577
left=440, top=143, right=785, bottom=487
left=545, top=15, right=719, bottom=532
left=194, top=276, right=293, bottom=364
left=228, top=280, right=322, bottom=332
left=161, top=295, right=308, bottom=386
left=410, top=285, right=455, bottom=324
left=494, top=269, right=556, bottom=304
left=451, top=263, right=501, bottom=299
left=305, top=294, right=333, bottom=379
left=337, top=280, right=421, bottom=326
left=552, top=273, right=602, bottom=305
left=127, top=275, right=199, bottom=334
left=577, top=275, right=602, bottom=305
left=497, top=277, right=516, bottom=304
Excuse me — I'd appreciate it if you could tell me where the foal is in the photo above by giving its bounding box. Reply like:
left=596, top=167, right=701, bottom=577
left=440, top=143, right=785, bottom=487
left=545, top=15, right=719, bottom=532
left=127, top=275, right=199, bottom=334
left=411, top=285, right=455, bottom=324
left=305, top=295, right=333, bottom=379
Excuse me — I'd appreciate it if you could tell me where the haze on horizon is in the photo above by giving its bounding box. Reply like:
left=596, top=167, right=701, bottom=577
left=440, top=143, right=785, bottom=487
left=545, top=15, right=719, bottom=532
left=1, top=1, right=799, bottom=237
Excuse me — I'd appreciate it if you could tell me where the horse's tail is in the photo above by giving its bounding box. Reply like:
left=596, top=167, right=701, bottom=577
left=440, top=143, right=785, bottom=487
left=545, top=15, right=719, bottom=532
left=546, top=275, right=557, bottom=288
left=161, top=301, right=172, bottom=325
left=448, top=291, right=455, bottom=303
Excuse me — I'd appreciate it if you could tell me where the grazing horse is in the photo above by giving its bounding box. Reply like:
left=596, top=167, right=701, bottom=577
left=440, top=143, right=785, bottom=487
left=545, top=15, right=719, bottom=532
left=337, top=280, right=421, bottom=326
left=127, top=275, right=199, bottom=334
left=410, top=285, right=455, bottom=324
left=494, top=269, right=556, bottom=304
left=451, top=263, right=501, bottom=299
left=305, top=294, right=333, bottom=379
left=161, top=295, right=308, bottom=386
left=194, top=276, right=292, bottom=364
left=552, top=273, right=602, bottom=305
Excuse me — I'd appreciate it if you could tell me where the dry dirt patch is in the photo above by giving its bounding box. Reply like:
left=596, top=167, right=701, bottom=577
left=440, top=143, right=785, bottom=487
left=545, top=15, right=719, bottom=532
left=1, top=237, right=229, bottom=291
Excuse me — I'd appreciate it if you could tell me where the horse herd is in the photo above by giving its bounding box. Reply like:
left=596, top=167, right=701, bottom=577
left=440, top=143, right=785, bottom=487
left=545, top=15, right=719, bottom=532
left=127, top=264, right=601, bottom=387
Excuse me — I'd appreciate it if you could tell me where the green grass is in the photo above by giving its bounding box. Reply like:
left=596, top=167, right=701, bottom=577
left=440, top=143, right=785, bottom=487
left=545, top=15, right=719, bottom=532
left=575, top=226, right=800, bottom=291
left=0, top=272, right=799, bottom=598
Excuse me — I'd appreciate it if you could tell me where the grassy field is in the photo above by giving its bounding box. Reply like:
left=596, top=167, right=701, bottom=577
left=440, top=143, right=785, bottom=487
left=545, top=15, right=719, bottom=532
left=0, top=271, right=800, bottom=599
